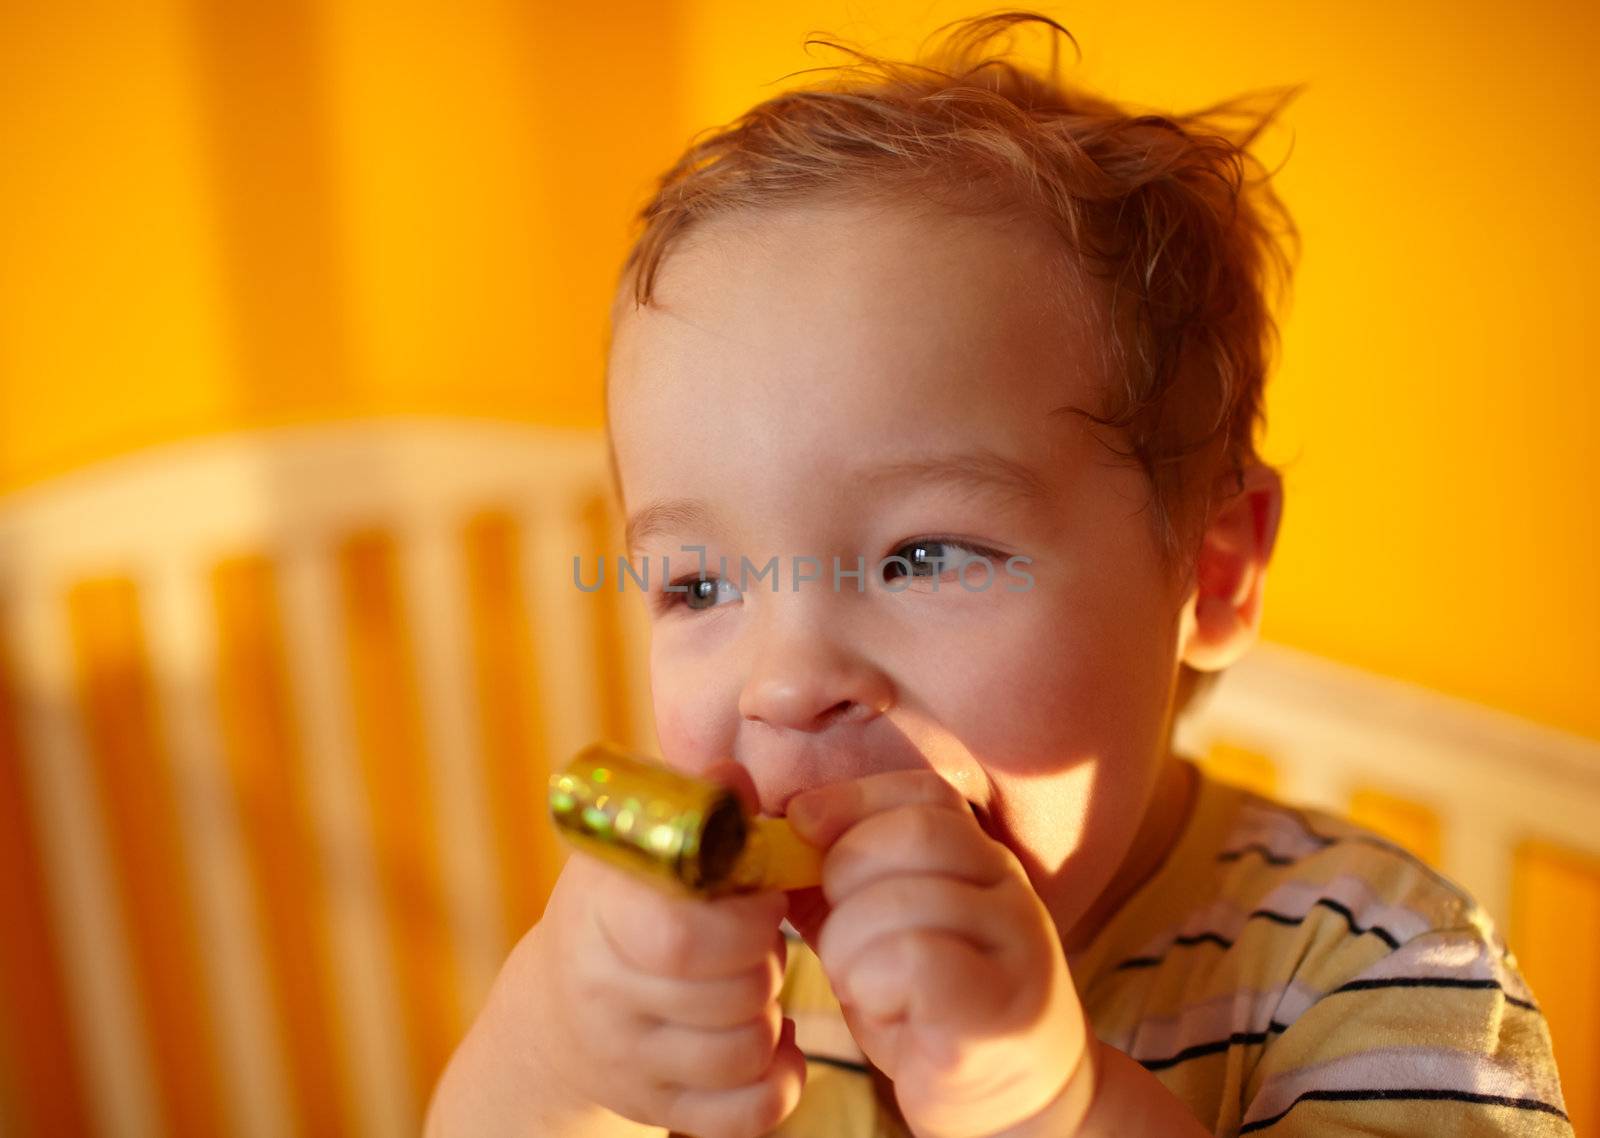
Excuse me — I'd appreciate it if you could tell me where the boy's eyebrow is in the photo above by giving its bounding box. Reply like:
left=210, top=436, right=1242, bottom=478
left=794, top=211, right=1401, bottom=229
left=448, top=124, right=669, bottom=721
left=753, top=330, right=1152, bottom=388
left=856, top=448, right=1054, bottom=505
left=624, top=448, right=1051, bottom=555
left=625, top=498, right=720, bottom=557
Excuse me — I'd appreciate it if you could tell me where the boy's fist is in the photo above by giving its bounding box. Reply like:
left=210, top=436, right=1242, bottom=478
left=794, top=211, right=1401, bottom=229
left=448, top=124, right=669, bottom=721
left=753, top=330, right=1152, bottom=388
left=534, top=851, right=805, bottom=1136
left=784, top=769, right=1093, bottom=1138
left=523, top=756, right=808, bottom=1138
left=431, top=755, right=807, bottom=1138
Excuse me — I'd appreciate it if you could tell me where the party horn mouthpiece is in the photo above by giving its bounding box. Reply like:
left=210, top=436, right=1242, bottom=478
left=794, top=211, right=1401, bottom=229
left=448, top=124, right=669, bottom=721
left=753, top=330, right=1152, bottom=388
left=548, top=741, right=822, bottom=898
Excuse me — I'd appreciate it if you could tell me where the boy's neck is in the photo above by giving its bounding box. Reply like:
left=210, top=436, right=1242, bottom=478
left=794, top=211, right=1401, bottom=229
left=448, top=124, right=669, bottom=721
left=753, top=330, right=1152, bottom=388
left=1059, top=747, right=1199, bottom=959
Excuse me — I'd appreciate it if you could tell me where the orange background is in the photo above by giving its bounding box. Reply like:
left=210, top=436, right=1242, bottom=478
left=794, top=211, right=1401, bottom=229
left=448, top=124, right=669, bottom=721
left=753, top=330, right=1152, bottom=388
left=1, top=2, right=1595, bottom=1135
left=3, top=0, right=1595, bottom=738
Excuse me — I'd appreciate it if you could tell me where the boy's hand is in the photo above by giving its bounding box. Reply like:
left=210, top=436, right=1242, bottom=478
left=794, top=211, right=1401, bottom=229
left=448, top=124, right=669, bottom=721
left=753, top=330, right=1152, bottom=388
left=784, top=770, right=1096, bottom=1138
left=428, top=759, right=807, bottom=1138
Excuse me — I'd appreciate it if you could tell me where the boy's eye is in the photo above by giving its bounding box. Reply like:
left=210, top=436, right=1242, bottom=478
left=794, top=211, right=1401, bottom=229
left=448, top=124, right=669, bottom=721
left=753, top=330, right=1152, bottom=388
left=882, top=539, right=997, bottom=583
left=655, top=539, right=1004, bottom=612
left=666, top=576, right=741, bottom=613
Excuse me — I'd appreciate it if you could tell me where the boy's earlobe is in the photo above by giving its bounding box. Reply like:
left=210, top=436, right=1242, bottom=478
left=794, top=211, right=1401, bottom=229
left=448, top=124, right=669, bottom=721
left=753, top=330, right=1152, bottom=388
left=1178, top=463, right=1285, bottom=674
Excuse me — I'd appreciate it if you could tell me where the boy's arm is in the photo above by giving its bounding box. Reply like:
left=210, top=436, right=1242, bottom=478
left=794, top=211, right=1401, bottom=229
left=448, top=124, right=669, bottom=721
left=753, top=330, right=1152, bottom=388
left=987, top=1036, right=1214, bottom=1138
left=424, top=978, right=667, bottom=1138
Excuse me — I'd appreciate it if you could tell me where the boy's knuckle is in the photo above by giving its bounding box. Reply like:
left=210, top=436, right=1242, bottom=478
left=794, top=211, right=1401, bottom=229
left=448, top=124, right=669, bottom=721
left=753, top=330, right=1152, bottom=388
left=758, top=954, right=787, bottom=1001
left=746, top=1075, right=794, bottom=1136
left=641, top=910, right=699, bottom=975
left=898, top=803, right=946, bottom=849
left=722, top=1017, right=780, bottom=1083
left=570, top=955, right=617, bottom=1009
left=717, top=965, right=772, bottom=1022
left=873, top=874, right=923, bottom=923
left=900, top=929, right=942, bottom=980
left=721, top=1052, right=769, bottom=1091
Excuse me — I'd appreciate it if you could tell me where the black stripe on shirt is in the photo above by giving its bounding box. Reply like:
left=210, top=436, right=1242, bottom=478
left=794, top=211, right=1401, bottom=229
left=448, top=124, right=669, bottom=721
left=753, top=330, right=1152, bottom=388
left=1217, top=842, right=1302, bottom=866
left=1242, top=798, right=1480, bottom=915
left=1114, top=930, right=1234, bottom=969
left=1237, top=1087, right=1572, bottom=1133
left=1214, top=832, right=1444, bottom=867
left=1134, top=1024, right=1290, bottom=1071
left=801, top=1051, right=870, bottom=1075
left=1112, top=896, right=1402, bottom=972
left=1125, top=977, right=1546, bottom=1073
left=1332, top=976, right=1542, bottom=1013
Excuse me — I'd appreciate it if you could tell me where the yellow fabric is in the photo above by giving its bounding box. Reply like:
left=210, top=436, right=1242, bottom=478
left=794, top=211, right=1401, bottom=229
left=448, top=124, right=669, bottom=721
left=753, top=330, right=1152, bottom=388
left=773, top=758, right=1574, bottom=1135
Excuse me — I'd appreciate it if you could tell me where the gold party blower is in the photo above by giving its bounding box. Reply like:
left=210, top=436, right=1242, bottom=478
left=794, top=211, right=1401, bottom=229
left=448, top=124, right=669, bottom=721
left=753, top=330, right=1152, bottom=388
left=547, top=741, right=823, bottom=898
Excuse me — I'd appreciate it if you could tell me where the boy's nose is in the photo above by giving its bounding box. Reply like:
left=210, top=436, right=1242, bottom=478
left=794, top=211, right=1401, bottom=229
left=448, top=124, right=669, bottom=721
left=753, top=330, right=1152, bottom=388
left=737, top=635, right=894, bottom=734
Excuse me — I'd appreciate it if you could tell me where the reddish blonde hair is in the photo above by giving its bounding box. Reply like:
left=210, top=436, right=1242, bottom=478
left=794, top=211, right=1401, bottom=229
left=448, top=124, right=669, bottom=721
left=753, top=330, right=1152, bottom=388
left=609, top=10, right=1302, bottom=714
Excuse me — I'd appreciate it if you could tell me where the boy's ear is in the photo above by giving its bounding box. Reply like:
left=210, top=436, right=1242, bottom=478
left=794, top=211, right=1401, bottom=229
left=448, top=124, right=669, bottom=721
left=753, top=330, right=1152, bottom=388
left=1178, top=462, right=1285, bottom=674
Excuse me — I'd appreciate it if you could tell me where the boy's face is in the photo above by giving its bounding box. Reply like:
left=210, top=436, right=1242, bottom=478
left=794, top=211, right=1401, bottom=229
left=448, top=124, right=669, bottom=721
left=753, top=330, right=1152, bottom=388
left=606, top=198, right=1205, bottom=953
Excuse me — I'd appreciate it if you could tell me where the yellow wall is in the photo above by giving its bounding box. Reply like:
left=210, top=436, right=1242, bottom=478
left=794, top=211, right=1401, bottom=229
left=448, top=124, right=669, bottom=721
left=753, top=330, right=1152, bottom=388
left=674, top=0, right=1600, bottom=739
left=4, top=1, right=1593, bottom=741
left=0, top=0, right=682, bottom=483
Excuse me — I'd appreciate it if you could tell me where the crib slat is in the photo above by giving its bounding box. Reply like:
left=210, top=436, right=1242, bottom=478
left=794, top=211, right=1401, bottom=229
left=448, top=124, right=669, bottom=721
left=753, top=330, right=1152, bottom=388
left=334, top=529, right=463, bottom=1119
left=1347, top=786, right=1443, bottom=867
left=1513, top=839, right=1600, bottom=1138
left=66, top=577, right=228, bottom=1135
left=213, top=554, right=358, bottom=1137
left=462, top=509, right=562, bottom=948
left=1199, top=739, right=1279, bottom=800
left=0, top=606, right=93, bottom=1135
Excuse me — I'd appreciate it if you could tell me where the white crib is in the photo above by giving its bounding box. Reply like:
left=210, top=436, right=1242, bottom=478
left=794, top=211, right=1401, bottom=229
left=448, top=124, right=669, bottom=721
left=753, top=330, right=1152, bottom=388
left=0, top=420, right=1593, bottom=1136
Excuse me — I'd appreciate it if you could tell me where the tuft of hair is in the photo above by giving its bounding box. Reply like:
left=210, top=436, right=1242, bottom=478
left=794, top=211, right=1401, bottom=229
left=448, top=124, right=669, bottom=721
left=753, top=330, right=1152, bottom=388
left=609, top=10, right=1303, bottom=717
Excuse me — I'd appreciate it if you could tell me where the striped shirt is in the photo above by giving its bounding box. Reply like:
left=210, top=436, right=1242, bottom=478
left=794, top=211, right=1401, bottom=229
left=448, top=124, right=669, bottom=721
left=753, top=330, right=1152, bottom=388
left=771, top=758, right=1574, bottom=1136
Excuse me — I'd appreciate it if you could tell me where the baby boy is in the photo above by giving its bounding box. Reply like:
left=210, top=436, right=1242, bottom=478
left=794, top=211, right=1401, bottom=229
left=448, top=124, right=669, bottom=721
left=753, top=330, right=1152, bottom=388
left=426, top=12, right=1572, bottom=1138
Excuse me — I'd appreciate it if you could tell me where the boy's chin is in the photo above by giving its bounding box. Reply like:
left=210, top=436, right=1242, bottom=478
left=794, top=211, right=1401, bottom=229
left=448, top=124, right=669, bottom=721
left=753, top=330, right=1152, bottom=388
left=783, top=884, right=830, bottom=948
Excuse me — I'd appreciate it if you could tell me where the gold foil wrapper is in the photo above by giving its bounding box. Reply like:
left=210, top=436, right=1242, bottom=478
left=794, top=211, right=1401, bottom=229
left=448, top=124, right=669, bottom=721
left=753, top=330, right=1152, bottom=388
left=547, top=741, right=822, bottom=898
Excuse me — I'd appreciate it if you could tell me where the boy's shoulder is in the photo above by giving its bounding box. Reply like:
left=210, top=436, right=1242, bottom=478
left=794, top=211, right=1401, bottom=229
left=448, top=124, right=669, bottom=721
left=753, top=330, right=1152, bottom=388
left=1213, top=779, right=1489, bottom=948
left=1083, top=768, right=1512, bottom=1004
left=1078, top=767, right=1572, bottom=1135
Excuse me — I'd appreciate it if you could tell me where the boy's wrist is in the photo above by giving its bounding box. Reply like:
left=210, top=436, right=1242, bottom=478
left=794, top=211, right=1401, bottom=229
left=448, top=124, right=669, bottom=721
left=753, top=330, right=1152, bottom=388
left=427, top=929, right=662, bottom=1138
left=985, top=1037, right=1214, bottom=1138
left=427, top=1010, right=663, bottom=1138
left=982, top=1036, right=1101, bottom=1138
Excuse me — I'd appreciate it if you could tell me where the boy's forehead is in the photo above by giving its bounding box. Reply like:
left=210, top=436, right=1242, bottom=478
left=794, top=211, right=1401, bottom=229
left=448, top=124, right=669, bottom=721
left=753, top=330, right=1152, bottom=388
left=613, top=198, right=1097, bottom=346
left=607, top=199, right=1112, bottom=498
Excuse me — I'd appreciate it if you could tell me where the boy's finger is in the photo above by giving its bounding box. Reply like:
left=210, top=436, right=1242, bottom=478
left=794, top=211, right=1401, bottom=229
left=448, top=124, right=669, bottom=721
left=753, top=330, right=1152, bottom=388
left=623, top=937, right=786, bottom=1029
left=843, top=928, right=1014, bottom=1040
left=819, top=804, right=1009, bottom=907
left=659, top=1023, right=806, bottom=1138
left=643, top=1002, right=785, bottom=1091
left=787, top=767, right=970, bottom=848
left=591, top=860, right=788, bottom=979
left=816, top=874, right=1009, bottom=985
